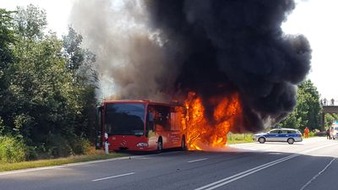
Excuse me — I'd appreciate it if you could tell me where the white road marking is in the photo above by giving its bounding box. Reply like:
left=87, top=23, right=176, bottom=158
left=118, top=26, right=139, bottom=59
left=195, top=143, right=336, bottom=190
left=195, top=154, right=299, bottom=190
left=92, top=172, right=135, bottom=182
left=299, top=158, right=336, bottom=190
left=188, top=158, right=208, bottom=163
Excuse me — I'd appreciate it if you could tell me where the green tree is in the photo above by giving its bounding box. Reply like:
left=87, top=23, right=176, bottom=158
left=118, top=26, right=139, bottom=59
left=13, top=4, right=46, bottom=40
left=0, top=9, right=16, bottom=135
left=324, top=113, right=338, bottom=129
left=279, top=80, right=321, bottom=131
left=0, top=9, right=15, bottom=65
left=298, top=80, right=321, bottom=131
left=8, top=5, right=96, bottom=157
left=62, top=27, right=97, bottom=142
left=0, top=5, right=97, bottom=160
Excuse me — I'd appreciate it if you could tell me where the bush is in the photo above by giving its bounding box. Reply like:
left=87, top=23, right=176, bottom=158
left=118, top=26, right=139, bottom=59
left=70, top=137, right=91, bottom=155
left=46, top=134, right=72, bottom=158
left=0, top=134, right=94, bottom=161
left=43, top=134, right=92, bottom=158
left=0, top=136, right=27, bottom=163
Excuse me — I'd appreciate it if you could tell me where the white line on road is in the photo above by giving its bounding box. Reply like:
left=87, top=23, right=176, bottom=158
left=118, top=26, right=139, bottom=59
left=195, top=154, right=298, bottom=190
left=188, top=158, right=208, bottom=163
left=92, top=172, right=135, bottom=182
left=299, top=158, right=336, bottom=190
left=195, top=143, right=336, bottom=190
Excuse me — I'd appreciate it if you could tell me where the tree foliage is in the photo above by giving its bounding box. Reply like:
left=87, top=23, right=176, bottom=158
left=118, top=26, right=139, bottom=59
left=0, top=9, right=16, bottom=130
left=0, top=5, right=97, bottom=161
left=13, top=4, right=47, bottom=40
left=279, top=80, right=321, bottom=131
left=297, top=80, right=321, bottom=130
left=324, top=113, right=338, bottom=129
left=0, top=9, right=15, bottom=65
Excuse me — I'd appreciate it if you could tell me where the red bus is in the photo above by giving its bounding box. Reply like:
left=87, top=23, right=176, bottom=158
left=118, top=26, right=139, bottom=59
left=97, top=100, right=187, bottom=152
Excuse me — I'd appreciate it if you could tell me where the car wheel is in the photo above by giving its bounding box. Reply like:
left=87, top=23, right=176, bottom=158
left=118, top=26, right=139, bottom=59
left=287, top=138, right=295, bottom=144
left=258, top=137, right=266, bottom=144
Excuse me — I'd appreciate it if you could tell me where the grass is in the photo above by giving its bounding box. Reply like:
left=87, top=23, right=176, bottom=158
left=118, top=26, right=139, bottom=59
left=0, top=151, right=126, bottom=172
left=0, top=134, right=256, bottom=172
left=227, top=133, right=254, bottom=144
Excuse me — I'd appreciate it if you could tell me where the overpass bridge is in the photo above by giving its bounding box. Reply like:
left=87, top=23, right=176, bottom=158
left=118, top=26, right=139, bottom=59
left=322, top=105, right=338, bottom=130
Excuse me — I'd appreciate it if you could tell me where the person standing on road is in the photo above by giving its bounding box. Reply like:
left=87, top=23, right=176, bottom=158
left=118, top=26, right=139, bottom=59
left=326, top=128, right=331, bottom=139
left=304, top=127, right=309, bottom=138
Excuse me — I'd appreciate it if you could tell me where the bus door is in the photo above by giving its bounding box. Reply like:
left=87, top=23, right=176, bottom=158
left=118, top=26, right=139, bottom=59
left=96, top=105, right=104, bottom=149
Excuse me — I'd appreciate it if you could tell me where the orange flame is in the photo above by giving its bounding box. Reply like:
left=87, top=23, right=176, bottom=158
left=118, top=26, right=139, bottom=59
left=184, top=91, right=242, bottom=150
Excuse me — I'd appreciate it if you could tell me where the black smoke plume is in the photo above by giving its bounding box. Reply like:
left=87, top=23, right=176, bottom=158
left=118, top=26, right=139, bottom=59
left=145, top=0, right=311, bottom=132
left=70, top=0, right=311, bottom=132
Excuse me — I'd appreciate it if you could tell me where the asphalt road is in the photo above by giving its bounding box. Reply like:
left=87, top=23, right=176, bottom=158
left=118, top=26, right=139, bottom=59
left=0, top=137, right=337, bottom=190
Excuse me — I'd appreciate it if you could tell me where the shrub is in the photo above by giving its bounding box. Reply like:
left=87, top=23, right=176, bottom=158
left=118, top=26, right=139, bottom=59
left=46, top=134, right=72, bottom=158
left=70, top=136, right=91, bottom=155
left=0, top=136, right=27, bottom=163
left=44, top=134, right=92, bottom=158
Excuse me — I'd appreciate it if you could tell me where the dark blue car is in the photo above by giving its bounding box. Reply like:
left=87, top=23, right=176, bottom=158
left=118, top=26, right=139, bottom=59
left=253, top=128, right=303, bottom=144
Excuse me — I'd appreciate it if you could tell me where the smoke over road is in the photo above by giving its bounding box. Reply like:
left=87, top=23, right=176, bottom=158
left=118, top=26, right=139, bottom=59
left=70, top=0, right=311, bottom=132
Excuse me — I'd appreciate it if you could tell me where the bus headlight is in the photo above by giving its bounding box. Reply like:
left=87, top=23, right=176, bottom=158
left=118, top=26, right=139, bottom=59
left=136, top=142, right=148, bottom=147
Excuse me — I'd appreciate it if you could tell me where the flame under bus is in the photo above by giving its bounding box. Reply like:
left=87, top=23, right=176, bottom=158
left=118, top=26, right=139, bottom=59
left=97, top=100, right=187, bottom=152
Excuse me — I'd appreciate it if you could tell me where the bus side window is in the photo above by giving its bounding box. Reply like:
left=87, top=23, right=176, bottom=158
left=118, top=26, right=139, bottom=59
left=147, top=112, right=155, bottom=131
left=151, top=105, right=170, bottom=131
left=162, top=110, right=170, bottom=131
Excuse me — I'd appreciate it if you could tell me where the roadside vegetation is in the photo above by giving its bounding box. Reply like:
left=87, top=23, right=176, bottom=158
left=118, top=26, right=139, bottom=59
left=0, top=150, right=126, bottom=172
left=278, top=80, right=323, bottom=133
left=0, top=6, right=98, bottom=163
left=227, top=133, right=254, bottom=144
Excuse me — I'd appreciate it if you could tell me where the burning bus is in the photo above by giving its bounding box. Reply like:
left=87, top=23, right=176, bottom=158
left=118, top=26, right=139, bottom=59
left=96, top=91, right=243, bottom=152
left=75, top=0, right=311, bottom=152
left=96, top=99, right=187, bottom=152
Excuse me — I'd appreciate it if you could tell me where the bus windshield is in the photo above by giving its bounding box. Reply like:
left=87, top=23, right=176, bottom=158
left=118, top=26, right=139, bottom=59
left=105, top=103, right=145, bottom=135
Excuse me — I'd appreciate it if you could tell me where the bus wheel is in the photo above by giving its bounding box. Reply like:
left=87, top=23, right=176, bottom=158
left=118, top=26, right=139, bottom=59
left=181, top=136, right=187, bottom=151
left=157, top=138, right=163, bottom=153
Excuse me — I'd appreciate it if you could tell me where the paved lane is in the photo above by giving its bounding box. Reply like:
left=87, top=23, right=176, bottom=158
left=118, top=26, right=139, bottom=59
left=0, top=137, right=337, bottom=190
